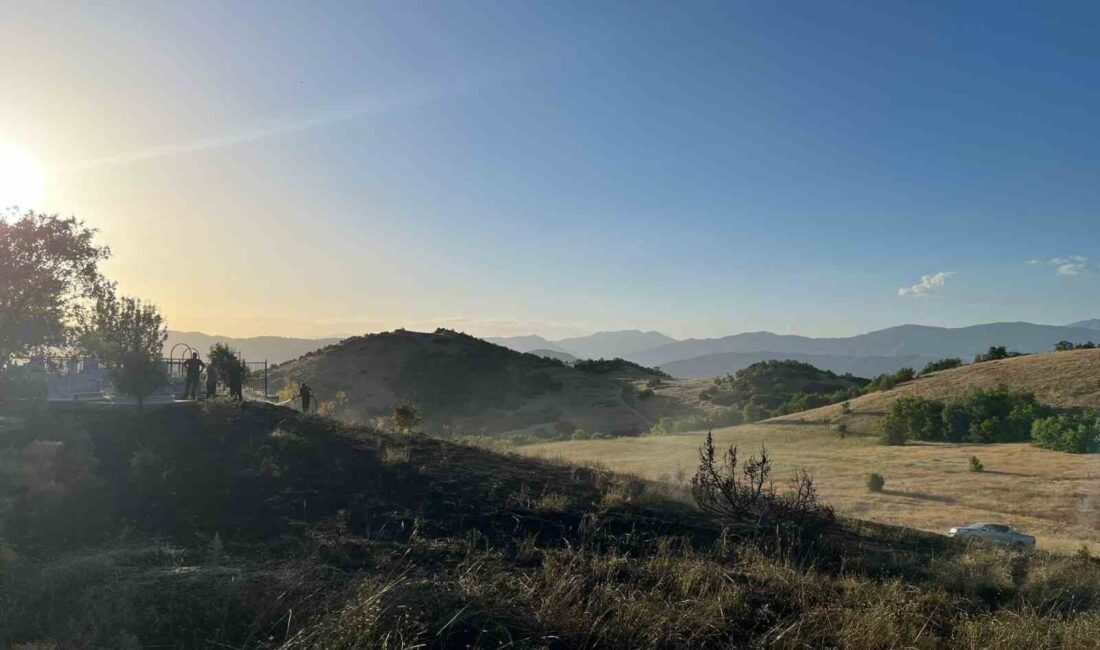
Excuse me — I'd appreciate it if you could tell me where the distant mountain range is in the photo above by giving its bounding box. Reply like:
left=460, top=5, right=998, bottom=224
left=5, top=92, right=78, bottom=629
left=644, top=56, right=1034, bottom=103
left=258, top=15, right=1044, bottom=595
left=169, top=319, right=1098, bottom=378
left=486, top=330, right=675, bottom=359
left=489, top=320, right=1100, bottom=379
left=164, top=331, right=342, bottom=365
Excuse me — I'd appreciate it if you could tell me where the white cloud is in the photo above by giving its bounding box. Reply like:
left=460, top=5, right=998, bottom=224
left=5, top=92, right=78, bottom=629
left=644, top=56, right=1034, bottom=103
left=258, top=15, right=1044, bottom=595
left=1027, top=256, right=1088, bottom=276
left=898, top=271, right=956, bottom=297
left=1057, top=263, right=1086, bottom=276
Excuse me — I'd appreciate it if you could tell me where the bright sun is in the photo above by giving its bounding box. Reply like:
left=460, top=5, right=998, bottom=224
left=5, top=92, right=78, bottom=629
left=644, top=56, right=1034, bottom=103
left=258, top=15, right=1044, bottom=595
left=0, top=145, right=46, bottom=212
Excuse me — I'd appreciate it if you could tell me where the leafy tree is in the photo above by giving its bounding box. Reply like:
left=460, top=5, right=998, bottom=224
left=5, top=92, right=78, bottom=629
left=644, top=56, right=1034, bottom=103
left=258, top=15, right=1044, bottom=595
left=0, top=210, right=111, bottom=373
left=864, top=367, right=916, bottom=393
left=921, top=357, right=963, bottom=375
left=208, top=342, right=249, bottom=379
left=974, top=346, right=1026, bottom=363
left=80, top=292, right=167, bottom=408
left=1032, top=412, right=1100, bottom=453
left=880, top=411, right=909, bottom=445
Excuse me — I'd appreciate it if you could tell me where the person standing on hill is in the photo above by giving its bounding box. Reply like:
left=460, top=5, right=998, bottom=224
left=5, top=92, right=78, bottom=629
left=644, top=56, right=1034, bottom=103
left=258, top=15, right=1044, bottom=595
left=227, top=360, right=244, bottom=401
left=299, top=382, right=313, bottom=413
left=205, top=362, right=219, bottom=398
left=181, top=352, right=205, bottom=400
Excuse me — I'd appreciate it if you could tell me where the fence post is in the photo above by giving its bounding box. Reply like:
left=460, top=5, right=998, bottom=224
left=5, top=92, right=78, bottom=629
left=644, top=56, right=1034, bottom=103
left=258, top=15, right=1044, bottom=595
left=264, top=360, right=268, bottom=401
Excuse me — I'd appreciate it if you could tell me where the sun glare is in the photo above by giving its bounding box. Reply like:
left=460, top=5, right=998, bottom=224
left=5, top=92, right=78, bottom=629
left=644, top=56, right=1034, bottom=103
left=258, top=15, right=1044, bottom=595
left=0, top=145, right=46, bottom=212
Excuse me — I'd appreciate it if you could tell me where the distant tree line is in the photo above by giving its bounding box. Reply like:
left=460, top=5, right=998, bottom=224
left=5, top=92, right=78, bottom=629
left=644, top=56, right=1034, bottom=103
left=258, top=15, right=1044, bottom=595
left=881, top=386, right=1098, bottom=453
left=973, top=345, right=1026, bottom=363
left=920, top=357, right=963, bottom=375
left=1054, top=340, right=1096, bottom=351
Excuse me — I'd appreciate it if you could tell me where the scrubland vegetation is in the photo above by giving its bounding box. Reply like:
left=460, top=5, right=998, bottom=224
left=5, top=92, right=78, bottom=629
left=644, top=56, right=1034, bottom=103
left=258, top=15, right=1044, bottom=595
left=3, top=401, right=1100, bottom=648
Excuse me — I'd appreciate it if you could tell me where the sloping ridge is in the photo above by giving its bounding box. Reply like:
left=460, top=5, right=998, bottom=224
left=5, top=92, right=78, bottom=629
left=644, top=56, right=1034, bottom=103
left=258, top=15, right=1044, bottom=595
left=269, top=328, right=671, bottom=436
left=787, top=348, right=1100, bottom=424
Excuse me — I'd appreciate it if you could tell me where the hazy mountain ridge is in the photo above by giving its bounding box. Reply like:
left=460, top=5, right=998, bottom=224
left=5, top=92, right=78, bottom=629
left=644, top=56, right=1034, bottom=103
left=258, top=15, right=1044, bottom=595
left=487, top=330, right=673, bottom=359
left=628, top=322, right=1100, bottom=368
left=164, top=330, right=342, bottom=365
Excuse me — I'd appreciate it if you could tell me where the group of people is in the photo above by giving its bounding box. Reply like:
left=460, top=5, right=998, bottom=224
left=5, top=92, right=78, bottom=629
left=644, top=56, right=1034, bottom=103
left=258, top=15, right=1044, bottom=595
left=181, top=352, right=244, bottom=401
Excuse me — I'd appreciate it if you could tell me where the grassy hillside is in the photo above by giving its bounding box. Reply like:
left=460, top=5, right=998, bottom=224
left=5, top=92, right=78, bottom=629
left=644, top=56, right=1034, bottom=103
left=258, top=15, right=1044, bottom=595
left=791, top=348, right=1100, bottom=431
left=270, top=329, right=692, bottom=438
left=3, top=402, right=1100, bottom=648
left=524, top=349, right=1100, bottom=555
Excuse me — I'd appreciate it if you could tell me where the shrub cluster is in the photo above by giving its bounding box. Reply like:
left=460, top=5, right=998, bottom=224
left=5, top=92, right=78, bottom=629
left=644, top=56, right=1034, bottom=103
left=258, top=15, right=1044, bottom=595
left=1031, top=411, right=1100, bottom=453
left=973, top=345, right=1026, bottom=363
left=1054, top=340, right=1097, bottom=351
left=920, top=357, right=963, bottom=375
left=881, top=387, right=1052, bottom=445
left=648, top=408, right=743, bottom=435
left=863, top=367, right=916, bottom=393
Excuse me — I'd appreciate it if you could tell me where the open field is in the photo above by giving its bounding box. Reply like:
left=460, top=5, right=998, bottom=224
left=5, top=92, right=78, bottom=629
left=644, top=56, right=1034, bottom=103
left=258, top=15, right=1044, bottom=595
left=523, top=422, right=1100, bottom=555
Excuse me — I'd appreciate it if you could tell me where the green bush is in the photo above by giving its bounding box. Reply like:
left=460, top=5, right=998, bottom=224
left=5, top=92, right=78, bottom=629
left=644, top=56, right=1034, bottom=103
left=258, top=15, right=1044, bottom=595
left=864, top=367, right=916, bottom=393
left=1031, top=412, right=1100, bottom=453
left=969, top=456, right=984, bottom=472
left=881, top=413, right=909, bottom=445
left=921, top=357, right=963, bottom=375
left=974, top=346, right=1026, bottom=363
left=882, top=387, right=1052, bottom=446
left=867, top=473, right=886, bottom=492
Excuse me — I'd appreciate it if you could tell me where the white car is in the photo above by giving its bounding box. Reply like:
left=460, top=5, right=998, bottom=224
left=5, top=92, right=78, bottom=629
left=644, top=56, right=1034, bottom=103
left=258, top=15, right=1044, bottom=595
left=948, top=523, right=1036, bottom=548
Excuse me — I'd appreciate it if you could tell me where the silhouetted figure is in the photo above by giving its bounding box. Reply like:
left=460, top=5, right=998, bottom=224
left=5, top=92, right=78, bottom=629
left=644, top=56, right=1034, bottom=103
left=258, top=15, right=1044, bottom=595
left=227, top=361, right=243, bottom=401
left=205, top=363, right=220, bottom=398
left=181, top=353, right=205, bottom=400
left=299, top=383, right=313, bottom=413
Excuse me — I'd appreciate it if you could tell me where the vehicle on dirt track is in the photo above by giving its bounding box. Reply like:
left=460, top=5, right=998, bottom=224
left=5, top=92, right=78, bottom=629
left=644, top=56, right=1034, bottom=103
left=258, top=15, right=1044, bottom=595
left=948, top=523, right=1036, bottom=548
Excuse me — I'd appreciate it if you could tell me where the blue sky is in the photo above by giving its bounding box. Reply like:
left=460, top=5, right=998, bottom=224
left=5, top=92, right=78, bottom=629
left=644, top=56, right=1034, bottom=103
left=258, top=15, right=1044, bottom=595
left=2, top=1, right=1097, bottom=338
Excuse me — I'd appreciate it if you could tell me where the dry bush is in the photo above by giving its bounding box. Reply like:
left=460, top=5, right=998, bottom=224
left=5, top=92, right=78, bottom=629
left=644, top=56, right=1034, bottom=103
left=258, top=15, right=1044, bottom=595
left=380, top=445, right=410, bottom=466
left=690, top=432, right=834, bottom=530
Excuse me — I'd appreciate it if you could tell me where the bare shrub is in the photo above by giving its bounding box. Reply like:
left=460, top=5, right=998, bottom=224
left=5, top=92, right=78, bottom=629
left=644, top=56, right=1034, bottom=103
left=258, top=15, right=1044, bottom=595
left=690, top=432, right=833, bottom=529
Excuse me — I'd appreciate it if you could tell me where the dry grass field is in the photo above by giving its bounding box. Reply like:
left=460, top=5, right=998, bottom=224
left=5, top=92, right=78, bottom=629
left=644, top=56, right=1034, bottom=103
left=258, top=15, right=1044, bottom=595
left=523, top=421, right=1100, bottom=555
